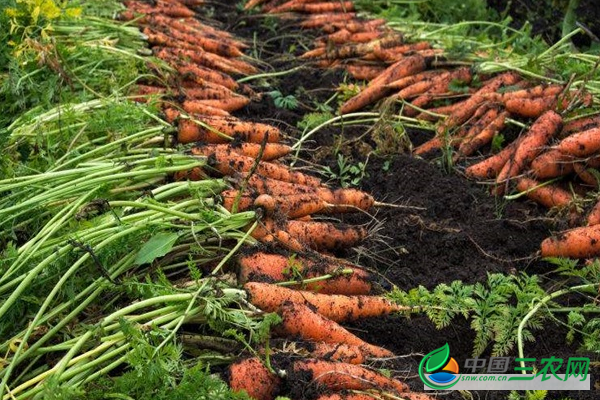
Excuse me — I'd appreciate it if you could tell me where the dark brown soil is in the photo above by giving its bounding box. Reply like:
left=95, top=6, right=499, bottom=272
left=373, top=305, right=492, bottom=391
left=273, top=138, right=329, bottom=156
left=202, top=2, right=600, bottom=399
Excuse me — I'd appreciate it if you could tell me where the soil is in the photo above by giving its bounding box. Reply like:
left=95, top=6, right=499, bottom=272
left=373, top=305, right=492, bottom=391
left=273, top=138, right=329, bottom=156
left=200, top=2, right=600, bottom=399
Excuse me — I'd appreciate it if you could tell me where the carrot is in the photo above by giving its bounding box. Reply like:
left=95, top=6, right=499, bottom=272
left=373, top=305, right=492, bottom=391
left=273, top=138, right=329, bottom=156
left=207, top=151, right=322, bottom=186
left=245, top=282, right=404, bottom=322
left=495, top=110, right=563, bottom=193
left=573, top=162, right=599, bottom=187
left=177, top=116, right=281, bottom=144
left=340, top=55, right=426, bottom=114
left=182, top=86, right=238, bottom=100
left=346, top=64, right=385, bottom=81
left=237, top=251, right=374, bottom=295
left=464, top=140, right=519, bottom=180
left=291, top=358, right=409, bottom=393
left=540, top=224, right=600, bottom=258
left=560, top=114, right=600, bottom=138
left=515, top=177, right=573, bottom=209
left=278, top=302, right=394, bottom=358
left=181, top=101, right=232, bottom=117
left=171, top=63, right=239, bottom=91
left=373, top=41, right=431, bottom=62
left=307, top=342, right=368, bottom=364
left=254, top=193, right=326, bottom=219
left=154, top=46, right=256, bottom=75
left=438, top=71, right=521, bottom=134
left=227, top=357, right=281, bottom=400
left=192, top=143, right=290, bottom=161
left=456, top=110, right=508, bottom=158
left=492, top=84, right=564, bottom=102
left=586, top=199, right=600, bottom=226
left=270, top=0, right=354, bottom=14
left=504, top=96, right=559, bottom=118
left=323, top=35, right=404, bottom=60
left=298, top=12, right=356, bottom=28
left=414, top=101, right=463, bottom=121
left=385, top=70, right=445, bottom=91
left=413, top=122, right=473, bottom=156
left=188, top=97, right=250, bottom=112
left=285, top=220, right=368, bottom=250
left=530, top=149, right=575, bottom=179
left=244, top=0, right=268, bottom=10
left=221, top=190, right=255, bottom=213
left=553, top=126, right=600, bottom=157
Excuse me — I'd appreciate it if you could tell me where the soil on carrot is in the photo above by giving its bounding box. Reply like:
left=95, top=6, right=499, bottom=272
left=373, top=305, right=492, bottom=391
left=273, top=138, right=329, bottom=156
left=202, top=3, right=599, bottom=398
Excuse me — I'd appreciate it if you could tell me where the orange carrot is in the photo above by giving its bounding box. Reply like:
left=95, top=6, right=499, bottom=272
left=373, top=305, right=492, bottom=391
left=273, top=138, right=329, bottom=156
left=307, top=342, right=368, bottom=364
left=560, top=114, right=600, bottom=138
left=221, top=190, right=255, bottom=213
left=298, top=12, right=356, bottom=28
left=278, top=302, right=394, bottom=358
left=515, top=177, right=573, bottom=209
left=464, top=140, right=519, bottom=180
left=177, top=116, right=281, bottom=144
left=270, top=0, right=354, bottom=14
left=414, top=102, right=463, bottom=121
left=373, top=41, right=431, bottom=62
left=340, top=55, right=426, bottom=114
left=192, top=143, right=290, bottom=161
left=181, top=101, right=232, bottom=117
left=244, top=0, right=268, bottom=10
left=504, top=96, right=559, bottom=118
left=189, top=96, right=250, bottom=112
left=154, top=46, right=255, bottom=75
left=541, top=225, right=600, bottom=258
left=495, top=110, right=563, bottom=193
left=245, top=282, right=404, bottom=322
left=586, top=199, right=600, bottom=226
left=227, top=357, right=281, bottom=400
left=237, top=252, right=374, bottom=295
left=553, top=126, right=600, bottom=157
left=208, top=151, right=321, bottom=186
left=438, top=71, right=521, bottom=134
left=285, top=220, right=367, bottom=250
left=291, top=358, right=409, bottom=393
left=530, top=149, right=575, bottom=179
left=254, top=193, right=326, bottom=219
left=125, top=0, right=195, bottom=18
left=182, top=86, right=238, bottom=100
left=346, top=64, right=386, bottom=81
left=172, top=63, right=239, bottom=91
left=456, top=109, right=508, bottom=158
left=573, top=162, right=599, bottom=187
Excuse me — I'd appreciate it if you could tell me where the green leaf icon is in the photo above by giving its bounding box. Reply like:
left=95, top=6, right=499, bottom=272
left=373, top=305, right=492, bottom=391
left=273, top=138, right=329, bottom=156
left=424, top=343, right=450, bottom=373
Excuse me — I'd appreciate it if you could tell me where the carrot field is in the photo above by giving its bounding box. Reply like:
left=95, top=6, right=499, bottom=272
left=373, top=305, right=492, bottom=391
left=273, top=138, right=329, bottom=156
left=1, top=0, right=599, bottom=399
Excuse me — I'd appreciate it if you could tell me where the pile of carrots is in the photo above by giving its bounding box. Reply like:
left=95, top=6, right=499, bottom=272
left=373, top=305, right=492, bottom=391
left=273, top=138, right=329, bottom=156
left=246, top=0, right=600, bottom=260
left=122, top=1, right=436, bottom=399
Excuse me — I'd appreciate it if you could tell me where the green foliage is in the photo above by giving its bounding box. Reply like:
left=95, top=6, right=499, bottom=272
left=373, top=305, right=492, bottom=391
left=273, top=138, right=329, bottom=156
left=268, top=90, right=298, bottom=110
left=508, top=390, right=548, bottom=400
left=391, top=273, right=547, bottom=356
left=297, top=111, right=334, bottom=131
left=321, top=153, right=368, bottom=188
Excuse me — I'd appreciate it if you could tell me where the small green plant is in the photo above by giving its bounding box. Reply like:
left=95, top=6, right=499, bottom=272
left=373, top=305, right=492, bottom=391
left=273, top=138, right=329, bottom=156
left=268, top=90, right=298, bottom=110
left=508, top=390, right=548, bottom=400
left=297, top=111, right=334, bottom=131
left=322, top=153, right=368, bottom=188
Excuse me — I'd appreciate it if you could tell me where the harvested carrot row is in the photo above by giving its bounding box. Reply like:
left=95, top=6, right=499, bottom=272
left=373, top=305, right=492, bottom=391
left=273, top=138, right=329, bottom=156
left=154, top=46, right=255, bottom=75
left=237, top=251, right=374, bottom=295
left=291, top=358, right=409, bottom=393
left=227, top=357, right=281, bottom=400
left=340, top=55, right=427, bottom=114
left=278, top=302, right=394, bottom=358
left=244, top=282, right=404, bottom=322
left=541, top=224, right=600, bottom=258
